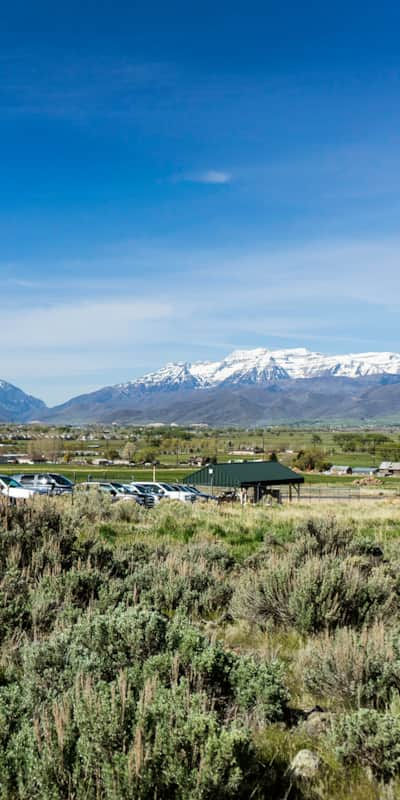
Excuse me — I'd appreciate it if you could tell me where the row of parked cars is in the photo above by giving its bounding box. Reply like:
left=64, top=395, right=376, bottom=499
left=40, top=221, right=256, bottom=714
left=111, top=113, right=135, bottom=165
left=0, top=473, right=217, bottom=506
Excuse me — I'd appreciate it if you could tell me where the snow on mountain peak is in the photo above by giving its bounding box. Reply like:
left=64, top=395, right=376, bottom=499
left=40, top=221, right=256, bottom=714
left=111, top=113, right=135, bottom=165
left=125, top=347, right=400, bottom=391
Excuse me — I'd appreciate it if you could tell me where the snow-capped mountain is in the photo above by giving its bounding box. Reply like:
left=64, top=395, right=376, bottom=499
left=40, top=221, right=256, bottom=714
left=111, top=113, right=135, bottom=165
left=123, top=347, right=400, bottom=390
left=11, top=346, right=400, bottom=425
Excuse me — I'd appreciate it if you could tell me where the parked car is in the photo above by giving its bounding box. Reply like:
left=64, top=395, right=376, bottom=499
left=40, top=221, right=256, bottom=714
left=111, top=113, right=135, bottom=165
left=122, top=484, right=156, bottom=508
left=0, top=474, right=40, bottom=501
left=76, top=481, right=141, bottom=504
left=133, top=481, right=193, bottom=502
left=128, top=483, right=161, bottom=504
left=171, top=484, right=217, bottom=502
left=12, top=473, right=74, bottom=495
left=108, top=481, right=151, bottom=506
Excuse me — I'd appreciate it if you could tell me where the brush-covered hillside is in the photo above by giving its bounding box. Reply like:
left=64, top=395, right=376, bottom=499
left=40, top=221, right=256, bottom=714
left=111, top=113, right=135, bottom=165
left=1, top=495, right=400, bottom=799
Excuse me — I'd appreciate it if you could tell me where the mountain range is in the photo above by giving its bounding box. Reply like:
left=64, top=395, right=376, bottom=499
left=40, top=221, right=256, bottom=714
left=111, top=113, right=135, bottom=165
left=2, top=347, right=400, bottom=425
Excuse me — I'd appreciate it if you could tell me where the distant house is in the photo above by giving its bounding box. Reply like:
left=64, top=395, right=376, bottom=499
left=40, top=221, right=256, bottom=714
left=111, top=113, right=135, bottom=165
left=378, top=461, right=400, bottom=476
left=352, top=467, right=377, bottom=476
left=228, top=448, right=265, bottom=456
left=0, top=453, right=34, bottom=465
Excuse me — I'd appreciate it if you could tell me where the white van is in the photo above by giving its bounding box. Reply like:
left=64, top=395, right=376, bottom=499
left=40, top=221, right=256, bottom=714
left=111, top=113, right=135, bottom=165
left=133, top=481, right=193, bottom=502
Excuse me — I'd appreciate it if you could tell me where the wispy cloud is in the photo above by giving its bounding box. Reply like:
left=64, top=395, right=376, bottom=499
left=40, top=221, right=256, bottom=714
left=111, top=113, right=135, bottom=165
left=172, top=170, right=232, bottom=185
left=0, top=299, right=173, bottom=349
left=2, top=234, right=400, bottom=403
left=195, top=170, right=232, bottom=184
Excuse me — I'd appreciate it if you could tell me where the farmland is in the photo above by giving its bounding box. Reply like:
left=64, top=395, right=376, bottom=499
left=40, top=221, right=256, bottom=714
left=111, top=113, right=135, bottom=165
left=2, top=423, right=400, bottom=490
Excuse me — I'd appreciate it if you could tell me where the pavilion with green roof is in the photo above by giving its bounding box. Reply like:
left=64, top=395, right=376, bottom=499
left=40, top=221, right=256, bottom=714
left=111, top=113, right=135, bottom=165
left=183, top=460, right=304, bottom=502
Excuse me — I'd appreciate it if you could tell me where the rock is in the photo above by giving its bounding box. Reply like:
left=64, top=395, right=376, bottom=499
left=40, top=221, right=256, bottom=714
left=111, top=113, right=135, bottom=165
left=303, top=711, right=332, bottom=737
left=290, top=749, right=320, bottom=780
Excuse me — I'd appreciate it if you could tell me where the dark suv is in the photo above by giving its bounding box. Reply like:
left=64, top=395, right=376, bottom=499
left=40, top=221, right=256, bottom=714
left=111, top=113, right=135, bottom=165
left=12, top=473, right=74, bottom=495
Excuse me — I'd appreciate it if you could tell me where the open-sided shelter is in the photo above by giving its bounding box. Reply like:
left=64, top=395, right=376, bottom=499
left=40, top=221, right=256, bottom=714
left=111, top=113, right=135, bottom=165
left=183, top=460, right=304, bottom=502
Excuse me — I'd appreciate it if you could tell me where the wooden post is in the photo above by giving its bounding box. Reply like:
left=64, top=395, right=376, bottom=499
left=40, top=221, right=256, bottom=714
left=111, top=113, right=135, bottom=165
left=289, top=484, right=292, bottom=502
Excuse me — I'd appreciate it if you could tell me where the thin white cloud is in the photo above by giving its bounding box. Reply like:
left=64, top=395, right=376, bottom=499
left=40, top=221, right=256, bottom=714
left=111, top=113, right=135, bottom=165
left=2, top=234, right=400, bottom=403
left=0, top=298, right=173, bottom=349
left=172, top=170, right=232, bottom=185
left=195, top=170, right=232, bottom=184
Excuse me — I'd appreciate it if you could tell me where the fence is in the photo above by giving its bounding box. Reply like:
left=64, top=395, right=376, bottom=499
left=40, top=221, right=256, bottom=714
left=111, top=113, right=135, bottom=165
left=280, top=485, right=400, bottom=502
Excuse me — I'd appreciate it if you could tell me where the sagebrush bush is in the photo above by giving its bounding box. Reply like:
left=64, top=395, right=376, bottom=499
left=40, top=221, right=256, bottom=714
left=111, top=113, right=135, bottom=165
left=292, top=516, right=356, bottom=560
left=7, top=678, right=255, bottom=800
left=0, top=605, right=289, bottom=798
left=330, top=704, right=400, bottom=781
left=301, top=624, right=400, bottom=709
left=0, top=504, right=292, bottom=799
left=231, top=549, right=396, bottom=634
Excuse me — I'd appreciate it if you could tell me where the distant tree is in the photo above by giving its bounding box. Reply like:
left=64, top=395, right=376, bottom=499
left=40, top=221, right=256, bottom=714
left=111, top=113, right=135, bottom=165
left=137, top=448, right=159, bottom=464
left=103, top=448, right=120, bottom=461
left=28, top=438, right=63, bottom=462
left=121, top=442, right=137, bottom=462
left=294, top=449, right=332, bottom=472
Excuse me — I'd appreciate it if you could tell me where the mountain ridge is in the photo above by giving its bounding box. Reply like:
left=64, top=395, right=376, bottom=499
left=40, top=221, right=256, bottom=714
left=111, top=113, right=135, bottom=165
left=117, top=347, right=400, bottom=391
left=0, top=380, right=46, bottom=423
left=2, top=346, right=400, bottom=424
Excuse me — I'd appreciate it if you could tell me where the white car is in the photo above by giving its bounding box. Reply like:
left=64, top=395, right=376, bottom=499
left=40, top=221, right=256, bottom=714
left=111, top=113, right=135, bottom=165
left=133, top=481, right=193, bottom=502
left=0, top=475, right=37, bottom=500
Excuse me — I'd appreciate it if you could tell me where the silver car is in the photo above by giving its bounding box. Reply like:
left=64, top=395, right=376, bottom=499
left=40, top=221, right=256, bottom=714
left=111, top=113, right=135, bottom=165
left=12, top=473, right=74, bottom=495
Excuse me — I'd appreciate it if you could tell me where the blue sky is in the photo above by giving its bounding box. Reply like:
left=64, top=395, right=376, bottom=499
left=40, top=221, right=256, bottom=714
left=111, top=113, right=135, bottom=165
left=1, top=1, right=400, bottom=404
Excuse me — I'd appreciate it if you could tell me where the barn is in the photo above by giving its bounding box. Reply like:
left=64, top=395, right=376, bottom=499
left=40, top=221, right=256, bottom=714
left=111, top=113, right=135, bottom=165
left=183, top=460, right=304, bottom=502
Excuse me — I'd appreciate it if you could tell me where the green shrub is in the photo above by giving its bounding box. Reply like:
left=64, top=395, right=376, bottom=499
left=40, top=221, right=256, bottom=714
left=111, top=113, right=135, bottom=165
left=232, top=552, right=396, bottom=634
left=301, top=624, right=400, bottom=709
left=0, top=602, right=289, bottom=799
left=330, top=705, right=400, bottom=781
left=292, top=517, right=385, bottom=564
left=9, top=679, right=256, bottom=800
left=230, top=656, right=289, bottom=722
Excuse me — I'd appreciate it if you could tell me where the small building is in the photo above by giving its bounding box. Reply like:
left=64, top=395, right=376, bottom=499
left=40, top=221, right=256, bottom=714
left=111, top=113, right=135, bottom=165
left=183, top=460, right=304, bottom=502
left=378, top=461, right=400, bottom=476
left=329, top=465, right=353, bottom=476
left=352, top=467, right=377, bottom=476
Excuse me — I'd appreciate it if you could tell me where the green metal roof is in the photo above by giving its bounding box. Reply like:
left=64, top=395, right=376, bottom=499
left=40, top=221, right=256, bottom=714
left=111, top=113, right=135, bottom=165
left=183, top=461, right=304, bottom=488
